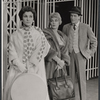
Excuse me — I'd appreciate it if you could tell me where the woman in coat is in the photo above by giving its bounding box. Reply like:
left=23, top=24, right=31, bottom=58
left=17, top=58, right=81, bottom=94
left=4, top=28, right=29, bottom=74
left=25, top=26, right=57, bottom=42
left=4, top=6, right=50, bottom=100
left=43, top=12, right=70, bottom=79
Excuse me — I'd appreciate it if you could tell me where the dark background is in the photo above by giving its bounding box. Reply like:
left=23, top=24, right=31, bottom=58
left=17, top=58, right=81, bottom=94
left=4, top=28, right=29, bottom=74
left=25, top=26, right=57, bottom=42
left=55, top=1, right=74, bottom=31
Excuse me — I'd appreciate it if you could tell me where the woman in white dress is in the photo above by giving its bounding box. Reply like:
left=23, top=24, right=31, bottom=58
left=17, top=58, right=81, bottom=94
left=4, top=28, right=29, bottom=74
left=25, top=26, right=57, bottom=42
left=4, top=6, right=50, bottom=100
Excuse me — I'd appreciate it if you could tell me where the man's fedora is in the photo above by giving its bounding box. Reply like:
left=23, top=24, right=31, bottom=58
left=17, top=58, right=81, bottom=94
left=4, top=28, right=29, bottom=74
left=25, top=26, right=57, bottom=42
left=69, top=6, right=82, bottom=16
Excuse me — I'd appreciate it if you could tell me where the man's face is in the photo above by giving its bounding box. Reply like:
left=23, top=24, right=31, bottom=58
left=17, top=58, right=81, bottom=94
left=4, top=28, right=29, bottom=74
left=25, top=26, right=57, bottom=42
left=70, top=13, right=80, bottom=24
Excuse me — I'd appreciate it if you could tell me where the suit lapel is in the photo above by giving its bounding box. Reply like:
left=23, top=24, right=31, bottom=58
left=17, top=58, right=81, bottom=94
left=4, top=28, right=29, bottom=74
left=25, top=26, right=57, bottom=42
left=68, top=24, right=74, bottom=39
left=68, top=24, right=74, bottom=52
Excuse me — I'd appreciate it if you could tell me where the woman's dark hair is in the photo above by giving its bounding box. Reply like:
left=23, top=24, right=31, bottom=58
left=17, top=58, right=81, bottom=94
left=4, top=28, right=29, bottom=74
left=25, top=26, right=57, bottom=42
left=18, top=6, right=36, bottom=21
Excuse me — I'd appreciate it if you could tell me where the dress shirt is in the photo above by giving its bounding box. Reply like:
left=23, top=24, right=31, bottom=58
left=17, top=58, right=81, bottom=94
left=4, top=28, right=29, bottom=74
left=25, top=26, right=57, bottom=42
left=73, top=21, right=80, bottom=53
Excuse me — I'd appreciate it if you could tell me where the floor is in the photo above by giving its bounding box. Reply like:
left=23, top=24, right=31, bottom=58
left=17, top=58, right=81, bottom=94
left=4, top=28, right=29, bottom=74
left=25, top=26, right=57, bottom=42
left=75, top=78, right=98, bottom=100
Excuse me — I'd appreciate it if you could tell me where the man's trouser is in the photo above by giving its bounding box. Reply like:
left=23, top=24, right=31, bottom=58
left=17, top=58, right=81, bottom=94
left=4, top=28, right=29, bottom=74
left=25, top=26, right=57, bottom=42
left=69, top=50, right=86, bottom=100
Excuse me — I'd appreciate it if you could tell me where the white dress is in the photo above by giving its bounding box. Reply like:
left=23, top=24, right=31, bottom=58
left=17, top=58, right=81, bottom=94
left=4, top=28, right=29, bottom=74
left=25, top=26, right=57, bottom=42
left=3, top=26, right=50, bottom=100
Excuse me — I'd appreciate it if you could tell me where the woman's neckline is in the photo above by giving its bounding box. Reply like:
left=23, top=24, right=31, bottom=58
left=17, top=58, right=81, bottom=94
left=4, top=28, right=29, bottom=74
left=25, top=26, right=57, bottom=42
left=21, top=25, right=34, bottom=31
left=51, top=29, right=60, bottom=38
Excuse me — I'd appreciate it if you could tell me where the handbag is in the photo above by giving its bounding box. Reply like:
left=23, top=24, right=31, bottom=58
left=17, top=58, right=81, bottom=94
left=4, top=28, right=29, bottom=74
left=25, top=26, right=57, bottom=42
left=48, top=68, right=75, bottom=100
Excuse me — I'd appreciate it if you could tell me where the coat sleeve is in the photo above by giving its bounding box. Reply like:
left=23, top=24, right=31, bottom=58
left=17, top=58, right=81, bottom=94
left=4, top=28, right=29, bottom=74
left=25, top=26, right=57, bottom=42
left=9, top=33, right=18, bottom=64
left=62, top=24, right=69, bottom=36
left=61, top=50, right=70, bottom=66
left=9, top=33, right=25, bottom=68
left=87, top=25, right=97, bottom=56
left=62, top=25, right=66, bottom=34
left=45, top=39, right=58, bottom=61
left=60, top=35, right=70, bottom=66
left=43, top=29, right=58, bottom=61
left=29, top=31, right=50, bottom=66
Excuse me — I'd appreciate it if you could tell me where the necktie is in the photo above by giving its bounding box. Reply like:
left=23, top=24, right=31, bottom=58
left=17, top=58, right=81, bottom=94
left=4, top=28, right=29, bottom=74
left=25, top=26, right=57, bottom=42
left=73, top=24, right=76, bottom=30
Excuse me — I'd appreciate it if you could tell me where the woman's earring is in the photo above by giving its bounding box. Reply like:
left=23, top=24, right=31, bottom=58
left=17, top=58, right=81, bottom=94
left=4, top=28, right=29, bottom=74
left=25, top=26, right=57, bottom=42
left=32, top=21, right=34, bottom=25
left=50, top=25, right=51, bottom=28
left=21, top=20, right=23, bottom=26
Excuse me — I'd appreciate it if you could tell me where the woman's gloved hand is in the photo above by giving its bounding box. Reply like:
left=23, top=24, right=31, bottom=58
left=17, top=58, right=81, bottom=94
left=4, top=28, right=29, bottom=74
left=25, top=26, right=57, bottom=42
left=53, top=56, right=65, bottom=69
left=18, top=63, right=27, bottom=72
left=12, top=59, right=27, bottom=72
left=57, top=60, right=65, bottom=69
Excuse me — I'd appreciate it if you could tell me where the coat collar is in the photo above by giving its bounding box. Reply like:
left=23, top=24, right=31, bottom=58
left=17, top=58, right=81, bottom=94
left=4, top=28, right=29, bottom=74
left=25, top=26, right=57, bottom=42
left=20, top=26, right=35, bottom=31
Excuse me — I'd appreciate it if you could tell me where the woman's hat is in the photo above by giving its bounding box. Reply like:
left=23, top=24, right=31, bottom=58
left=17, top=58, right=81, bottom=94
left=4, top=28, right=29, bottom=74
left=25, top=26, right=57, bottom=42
left=69, top=6, right=82, bottom=16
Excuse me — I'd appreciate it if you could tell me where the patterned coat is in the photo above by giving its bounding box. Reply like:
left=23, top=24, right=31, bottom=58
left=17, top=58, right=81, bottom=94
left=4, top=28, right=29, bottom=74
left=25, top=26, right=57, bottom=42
left=4, top=26, right=50, bottom=100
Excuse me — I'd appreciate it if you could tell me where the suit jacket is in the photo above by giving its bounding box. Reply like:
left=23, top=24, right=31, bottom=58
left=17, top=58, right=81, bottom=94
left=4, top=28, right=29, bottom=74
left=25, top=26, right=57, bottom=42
left=62, top=22, right=97, bottom=59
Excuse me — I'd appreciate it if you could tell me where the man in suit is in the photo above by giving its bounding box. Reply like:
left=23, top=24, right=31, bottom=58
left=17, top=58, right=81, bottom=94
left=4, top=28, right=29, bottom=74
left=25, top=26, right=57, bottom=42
left=62, top=6, right=97, bottom=100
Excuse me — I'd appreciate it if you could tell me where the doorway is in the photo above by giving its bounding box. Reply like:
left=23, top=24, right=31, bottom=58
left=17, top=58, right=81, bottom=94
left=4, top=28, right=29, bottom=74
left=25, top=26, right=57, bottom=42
left=55, top=1, right=74, bottom=31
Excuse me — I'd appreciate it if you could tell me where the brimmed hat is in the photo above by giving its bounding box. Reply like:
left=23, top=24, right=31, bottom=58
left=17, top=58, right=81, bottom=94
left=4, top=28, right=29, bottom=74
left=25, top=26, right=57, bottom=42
left=69, top=6, right=82, bottom=16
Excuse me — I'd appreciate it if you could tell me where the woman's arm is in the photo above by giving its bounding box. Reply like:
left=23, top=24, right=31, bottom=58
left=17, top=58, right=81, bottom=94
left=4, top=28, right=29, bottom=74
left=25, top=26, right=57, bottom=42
left=61, top=50, right=70, bottom=66
left=29, top=29, right=50, bottom=66
left=9, top=33, right=27, bottom=72
left=52, top=56, right=65, bottom=69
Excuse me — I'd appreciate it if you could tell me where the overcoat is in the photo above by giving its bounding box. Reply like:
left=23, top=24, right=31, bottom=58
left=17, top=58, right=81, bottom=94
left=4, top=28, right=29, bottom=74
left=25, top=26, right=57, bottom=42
left=43, top=28, right=70, bottom=79
left=4, top=26, right=50, bottom=100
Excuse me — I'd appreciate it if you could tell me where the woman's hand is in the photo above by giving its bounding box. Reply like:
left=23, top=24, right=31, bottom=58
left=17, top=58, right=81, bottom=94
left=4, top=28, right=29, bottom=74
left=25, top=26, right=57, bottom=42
left=56, top=65, right=62, bottom=70
left=12, top=59, right=27, bottom=72
left=18, top=63, right=27, bottom=72
left=57, top=60, right=65, bottom=69
left=56, top=60, right=65, bottom=70
left=52, top=56, right=65, bottom=69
